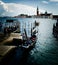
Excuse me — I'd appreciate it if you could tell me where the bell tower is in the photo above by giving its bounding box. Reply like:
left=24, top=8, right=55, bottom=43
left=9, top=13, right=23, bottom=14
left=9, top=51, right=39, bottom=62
left=37, top=6, right=39, bottom=16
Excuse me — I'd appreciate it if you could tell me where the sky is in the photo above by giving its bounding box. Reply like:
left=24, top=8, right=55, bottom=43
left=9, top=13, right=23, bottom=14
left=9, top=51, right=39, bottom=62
left=0, top=0, right=58, bottom=16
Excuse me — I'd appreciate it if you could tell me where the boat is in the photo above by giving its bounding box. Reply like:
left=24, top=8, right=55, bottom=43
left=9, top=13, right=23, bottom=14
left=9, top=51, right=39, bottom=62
left=22, top=34, right=37, bottom=49
left=21, top=21, right=39, bottom=49
left=3, top=19, right=20, bottom=35
left=12, top=28, right=37, bottom=49
left=34, top=20, right=39, bottom=27
left=12, top=21, right=39, bottom=49
left=53, top=19, right=58, bottom=38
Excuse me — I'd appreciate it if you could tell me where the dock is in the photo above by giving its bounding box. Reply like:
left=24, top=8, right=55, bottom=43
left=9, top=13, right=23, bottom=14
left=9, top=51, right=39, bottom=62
left=0, top=46, right=16, bottom=62
left=0, top=29, right=22, bottom=62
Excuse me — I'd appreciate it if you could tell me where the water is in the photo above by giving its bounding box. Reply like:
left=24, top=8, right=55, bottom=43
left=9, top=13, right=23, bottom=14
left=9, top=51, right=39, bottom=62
left=0, top=18, right=58, bottom=65
left=18, top=18, right=58, bottom=65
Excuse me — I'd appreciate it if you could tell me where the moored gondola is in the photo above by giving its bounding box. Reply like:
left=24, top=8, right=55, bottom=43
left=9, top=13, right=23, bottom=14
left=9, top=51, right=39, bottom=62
left=21, top=21, right=39, bottom=49
left=53, top=19, right=58, bottom=38
left=12, top=21, right=39, bottom=49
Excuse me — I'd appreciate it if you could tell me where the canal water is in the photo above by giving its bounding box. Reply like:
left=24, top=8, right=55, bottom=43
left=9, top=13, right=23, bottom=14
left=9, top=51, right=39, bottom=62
left=0, top=18, right=58, bottom=65
left=18, top=18, right=58, bottom=65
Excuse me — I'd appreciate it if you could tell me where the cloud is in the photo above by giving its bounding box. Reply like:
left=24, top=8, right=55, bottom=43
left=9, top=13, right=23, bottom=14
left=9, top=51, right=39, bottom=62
left=0, top=0, right=8, bottom=15
left=0, top=0, right=13, bottom=16
left=7, top=3, right=36, bottom=15
left=42, top=1, right=49, bottom=4
left=0, top=0, right=36, bottom=16
left=50, top=0, right=58, bottom=2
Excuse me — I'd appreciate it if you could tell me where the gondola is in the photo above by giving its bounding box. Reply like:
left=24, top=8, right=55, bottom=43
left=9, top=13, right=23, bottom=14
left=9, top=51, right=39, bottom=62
left=22, top=34, right=37, bottom=49
left=53, top=19, right=58, bottom=38
left=21, top=21, right=38, bottom=49
left=12, top=21, right=39, bottom=49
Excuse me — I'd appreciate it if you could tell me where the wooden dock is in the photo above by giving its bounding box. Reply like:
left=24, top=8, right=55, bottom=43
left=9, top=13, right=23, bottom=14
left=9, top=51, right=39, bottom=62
left=0, top=46, right=16, bottom=61
left=0, top=33, right=22, bottom=45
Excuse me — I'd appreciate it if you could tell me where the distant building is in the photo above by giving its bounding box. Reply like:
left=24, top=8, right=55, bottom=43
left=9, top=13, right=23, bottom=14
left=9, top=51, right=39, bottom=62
left=37, top=6, right=39, bottom=16
left=31, top=6, right=39, bottom=18
left=32, top=10, right=53, bottom=18
left=14, top=14, right=28, bottom=18
left=40, top=11, right=53, bottom=19
left=33, top=7, right=53, bottom=18
left=53, top=15, right=58, bottom=19
left=14, top=14, right=31, bottom=18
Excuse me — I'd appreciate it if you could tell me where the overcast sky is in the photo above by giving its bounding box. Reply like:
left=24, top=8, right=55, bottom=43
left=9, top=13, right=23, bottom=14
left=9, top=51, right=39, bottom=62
left=0, top=0, right=58, bottom=16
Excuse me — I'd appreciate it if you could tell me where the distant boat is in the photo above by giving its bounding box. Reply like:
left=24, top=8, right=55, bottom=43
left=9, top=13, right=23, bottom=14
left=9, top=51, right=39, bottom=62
left=34, top=20, right=39, bottom=27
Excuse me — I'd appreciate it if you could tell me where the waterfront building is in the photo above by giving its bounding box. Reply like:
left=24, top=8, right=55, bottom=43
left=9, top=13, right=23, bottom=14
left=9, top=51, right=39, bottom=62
left=40, top=11, right=53, bottom=19
left=53, top=15, right=58, bottom=19
left=14, top=14, right=31, bottom=18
